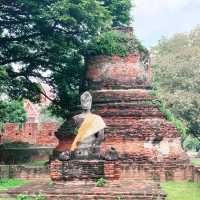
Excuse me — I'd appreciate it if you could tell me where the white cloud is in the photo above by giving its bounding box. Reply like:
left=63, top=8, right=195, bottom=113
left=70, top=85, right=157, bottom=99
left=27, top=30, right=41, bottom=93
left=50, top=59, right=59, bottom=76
left=133, top=0, right=200, bottom=47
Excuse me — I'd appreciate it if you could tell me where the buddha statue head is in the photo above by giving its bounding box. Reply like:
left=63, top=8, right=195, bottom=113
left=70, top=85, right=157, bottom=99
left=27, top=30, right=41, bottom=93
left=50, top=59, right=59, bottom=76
left=81, top=91, right=92, bottom=111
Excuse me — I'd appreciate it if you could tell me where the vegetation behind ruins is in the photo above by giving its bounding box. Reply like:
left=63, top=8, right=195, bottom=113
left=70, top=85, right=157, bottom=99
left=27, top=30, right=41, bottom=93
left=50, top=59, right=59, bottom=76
left=152, top=26, right=200, bottom=148
left=86, top=30, right=148, bottom=57
left=0, top=101, right=26, bottom=132
left=0, top=0, right=141, bottom=120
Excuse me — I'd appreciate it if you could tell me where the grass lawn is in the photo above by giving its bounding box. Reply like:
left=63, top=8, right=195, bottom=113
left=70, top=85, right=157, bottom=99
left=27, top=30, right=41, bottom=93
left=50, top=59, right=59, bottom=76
left=0, top=179, right=30, bottom=191
left=161, top=181, right=200, bottom=200
left=23, top=160, right=48, bottom=166
left=192, top=159, right=200, bottom=166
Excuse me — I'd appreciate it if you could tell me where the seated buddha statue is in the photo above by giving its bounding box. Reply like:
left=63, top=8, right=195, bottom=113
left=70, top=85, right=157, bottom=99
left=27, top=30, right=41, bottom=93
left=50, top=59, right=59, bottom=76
left=70, top=91, right=106, bottom=159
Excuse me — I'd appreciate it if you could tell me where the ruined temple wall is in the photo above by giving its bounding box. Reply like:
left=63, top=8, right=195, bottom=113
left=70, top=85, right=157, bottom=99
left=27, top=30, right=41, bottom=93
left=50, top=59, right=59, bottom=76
left=90, top=88, right=187, bottom=162
left=192, top=166, right=200, bottom=184
left=118, top=162, right=191, bottom=181
left=100, top=137, right=185, bottom=161
left=0, top=165, right=49, bottom=180
left=1, top=122, right=59, bottom=146
left=50, top=48, right=190, bottom=183
left=51, top=133, right=186, bottom=163
left=50, top=159, right=191, bottom=182
left=86, top=54, right=151, bottom=89
left=92, top=89, right=154, bottom=102
left=103, top=118, right=180, bottom=138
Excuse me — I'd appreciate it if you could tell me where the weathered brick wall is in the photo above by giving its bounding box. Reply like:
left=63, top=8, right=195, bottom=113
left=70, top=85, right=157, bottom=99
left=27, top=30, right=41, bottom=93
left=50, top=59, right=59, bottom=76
left=0, top=165, right=49, bottom=180
left=86, top=54, right=151, bottom=90
left=100, top=137, right=187, bottom=162
left=55, top=131, right=182, bottom=159
left=89, top=89, right=187, bottom=163
left=36, top=123, right=58, bottom=145
left=192, top=166, right=200, bottom=184
left=50, top=160, right=63, bottom=181
left=50, top=160, right=121, bottom=181
left=50, top=88, right=189, bottom=182
left=92, top=89, right=155, bottom=103
left=50, top=160, right=191, bottom=182
left=62, top=160, right=105, bottom=181
left=104, top=161, right=120, bottom=180
left=50, top=51, right=190, bottom=183
left=1, top=122, right=59, bottom=146
left=50, top=135, right=186, bottom=163
left=119, top=162, right=191, bottom=181
left=103, top=118, right=179, bottom=138
left=95, top=105, right=164, bottom=119
left=50, top=160, right=106, bottom=181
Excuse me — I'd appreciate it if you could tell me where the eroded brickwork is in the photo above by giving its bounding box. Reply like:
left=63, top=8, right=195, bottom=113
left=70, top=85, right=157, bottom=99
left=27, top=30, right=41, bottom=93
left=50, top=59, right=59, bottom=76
left=86, top=54, right=151, bottom=90
left=0, top=165, right=49, bottom=180
left=192, top=166, right=200, bottom=184
left=1, top=122, right=58, bottom=146
left=1, top=179, right=166, bottom=200
left=51, top=51, right=190, bottom=182
left=91, top=89, right=155, bottom=103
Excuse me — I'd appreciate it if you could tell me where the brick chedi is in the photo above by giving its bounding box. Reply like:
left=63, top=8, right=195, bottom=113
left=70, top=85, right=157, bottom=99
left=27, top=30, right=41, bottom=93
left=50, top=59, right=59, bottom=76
left=86, top=55, right=189, bottom=181
left=51, top=27, right=190, bottom=183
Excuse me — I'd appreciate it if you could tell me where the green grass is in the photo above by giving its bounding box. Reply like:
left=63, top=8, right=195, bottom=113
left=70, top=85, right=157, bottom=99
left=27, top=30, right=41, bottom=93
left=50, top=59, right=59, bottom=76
left=161, top=181, right=200, bottom=200
left=0, top=198, right=15, bottom=200
left=23, top=160, right=48, bottom=166
left=192, top=159, right=200, bottom=166
left=0, top=179, right=30, bottom=191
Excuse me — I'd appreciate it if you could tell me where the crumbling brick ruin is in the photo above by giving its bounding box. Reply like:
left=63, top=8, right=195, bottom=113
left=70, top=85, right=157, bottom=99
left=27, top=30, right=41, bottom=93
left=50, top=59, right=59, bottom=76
left=50, top=27, right=190, bottom=183
left=0, top=27, right=193, bottom=200
left=0, top=123, right=58, bottom=146
left=0, top=85, right=58, bottom=147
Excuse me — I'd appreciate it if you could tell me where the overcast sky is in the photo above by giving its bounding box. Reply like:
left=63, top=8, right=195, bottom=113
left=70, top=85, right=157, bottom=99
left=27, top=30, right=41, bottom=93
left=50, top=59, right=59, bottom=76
left=133, top=0, right=200, bottom=48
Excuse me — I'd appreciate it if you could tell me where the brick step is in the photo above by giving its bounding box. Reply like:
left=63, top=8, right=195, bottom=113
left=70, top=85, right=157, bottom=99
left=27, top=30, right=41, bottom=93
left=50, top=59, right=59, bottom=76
left=94, top=104, right=163, bottom=119
left=1, top=180, right=166, bottom=200
left=0, top=193, right=166, bottom=200
left=91, top=89, right=156, bottom=103
left=0, top=192, right=165, bottom=200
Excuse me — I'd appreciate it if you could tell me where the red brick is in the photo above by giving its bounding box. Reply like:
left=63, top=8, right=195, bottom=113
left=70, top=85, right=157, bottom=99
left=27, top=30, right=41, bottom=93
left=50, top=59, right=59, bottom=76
left=1, top=122, right=59, bottom=146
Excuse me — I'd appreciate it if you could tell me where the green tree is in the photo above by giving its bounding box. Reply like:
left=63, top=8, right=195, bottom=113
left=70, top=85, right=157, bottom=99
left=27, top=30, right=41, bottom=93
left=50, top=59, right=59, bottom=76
left=101, top=0, right=132, bottom=26
left=86, top=30, right=147, bottom=57
left=0, top=0, right=111, bottom=116
left=152, top=26, right=200, bottom=140
left=0, top=100, right=26, bottom=130
left=0, top=0, right=134, bottom=118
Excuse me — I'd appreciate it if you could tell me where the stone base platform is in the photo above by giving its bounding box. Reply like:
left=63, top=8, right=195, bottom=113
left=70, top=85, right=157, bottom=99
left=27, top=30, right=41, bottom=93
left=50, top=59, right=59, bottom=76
left=0, top=180, right=166, bottom=200
left=50, top=160, right=191, bottom=182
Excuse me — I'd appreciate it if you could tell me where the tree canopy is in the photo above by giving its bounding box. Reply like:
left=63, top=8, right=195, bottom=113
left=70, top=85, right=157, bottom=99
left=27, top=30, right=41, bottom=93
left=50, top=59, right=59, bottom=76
left=0, top=0, right=134, bottom=119
left=152, top=26, right=200, bottom=140
left=0, top=100, right=26, bottom=131
left=101, top=0, right=132, bottom=26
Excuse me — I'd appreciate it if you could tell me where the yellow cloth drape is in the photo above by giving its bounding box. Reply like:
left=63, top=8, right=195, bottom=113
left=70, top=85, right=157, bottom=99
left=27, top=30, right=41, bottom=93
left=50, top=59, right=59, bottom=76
left=70, top=113, right=106, bottom=151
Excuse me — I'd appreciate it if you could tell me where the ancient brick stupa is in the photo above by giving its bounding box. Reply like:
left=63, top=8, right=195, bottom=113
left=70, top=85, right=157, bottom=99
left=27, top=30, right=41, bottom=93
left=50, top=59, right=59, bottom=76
left=50, top=27, right=190, bottom=198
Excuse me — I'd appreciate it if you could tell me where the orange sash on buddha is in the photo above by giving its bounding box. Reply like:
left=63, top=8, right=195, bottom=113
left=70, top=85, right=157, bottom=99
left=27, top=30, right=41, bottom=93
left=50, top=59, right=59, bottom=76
left=70, top=113, right=106, bottom=151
